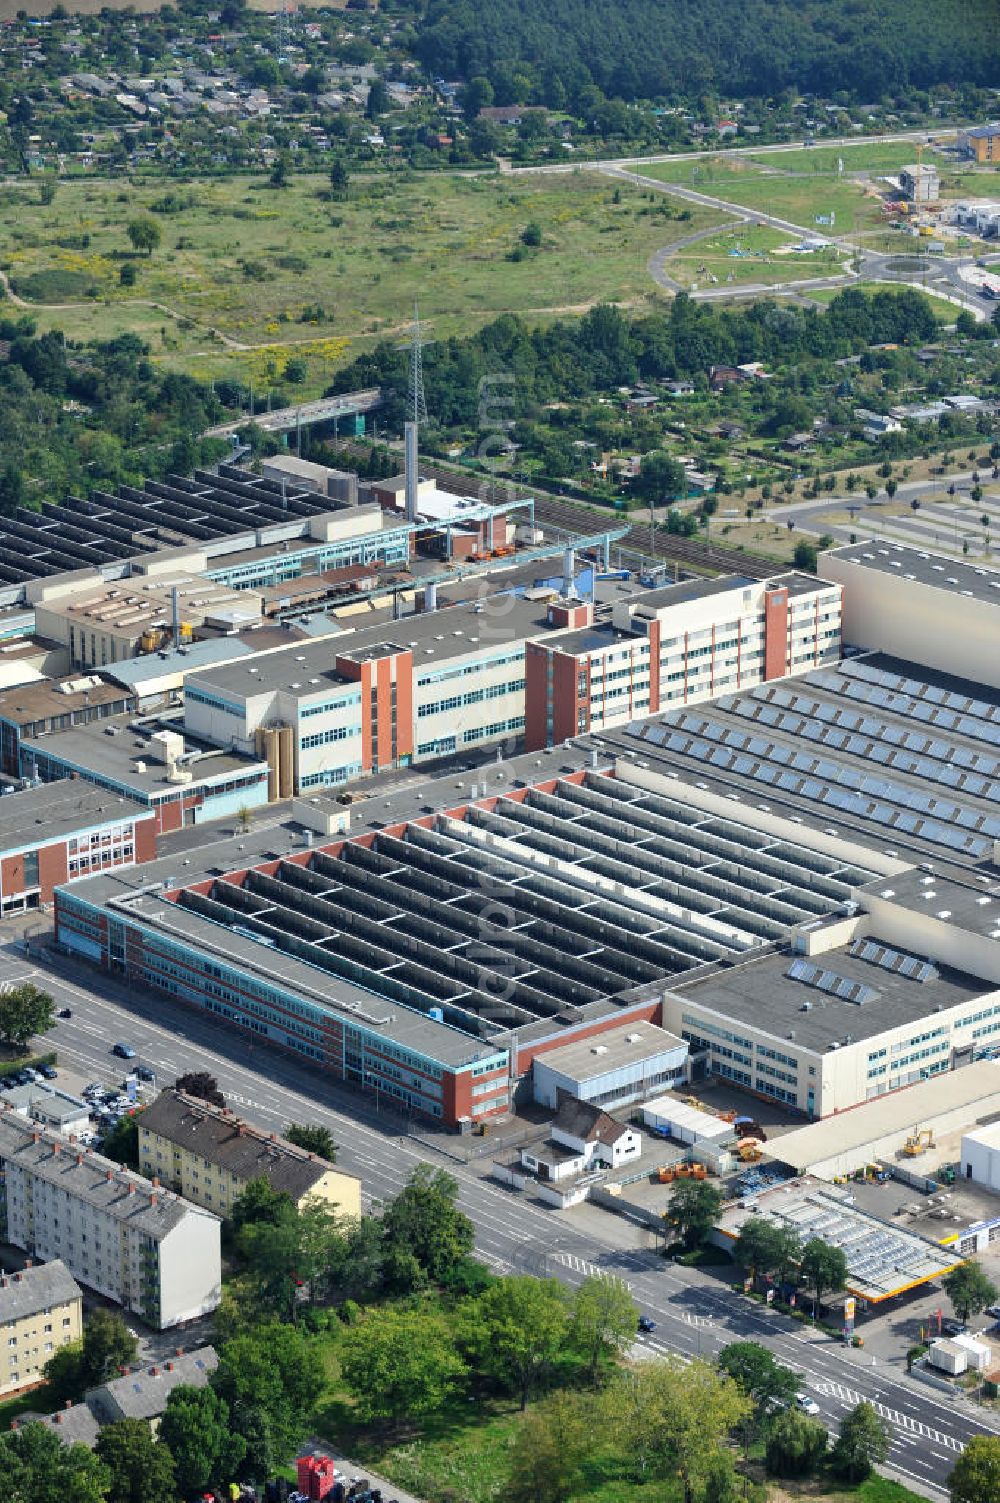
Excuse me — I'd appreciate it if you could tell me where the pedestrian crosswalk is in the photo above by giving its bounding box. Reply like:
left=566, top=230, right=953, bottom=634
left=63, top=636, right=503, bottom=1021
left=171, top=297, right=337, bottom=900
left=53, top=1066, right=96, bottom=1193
left=813, top=1380, right=964, bottom=1452
left=550, top=1251, right=633, bottom=1289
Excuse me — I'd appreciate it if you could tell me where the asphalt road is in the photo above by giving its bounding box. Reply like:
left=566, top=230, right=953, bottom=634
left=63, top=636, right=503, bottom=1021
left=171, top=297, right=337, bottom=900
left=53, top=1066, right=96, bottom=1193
left=12, top=944, right=1000, bottom=1497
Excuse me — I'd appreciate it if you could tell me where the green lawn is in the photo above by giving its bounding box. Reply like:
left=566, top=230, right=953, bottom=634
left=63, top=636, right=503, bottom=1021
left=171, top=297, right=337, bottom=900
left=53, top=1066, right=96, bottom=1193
left=0, top=170, right=722, bottom=389
left=745, top=143, right=950, bottom=176
left=665, top=223, right=845, bottom=288
left=639, top=159, right=887, bottom=235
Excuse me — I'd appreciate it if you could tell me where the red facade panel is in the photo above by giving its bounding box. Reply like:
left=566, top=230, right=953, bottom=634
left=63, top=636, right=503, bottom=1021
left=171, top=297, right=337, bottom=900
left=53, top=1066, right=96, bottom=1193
left=763, top=588, right=790, bottom=681
left=648, top=620, right=661, bottom=714
left=37, top=843, right=68, bottom=902
left=523, top=643, right=550, bottom=752
left=551, top=652, right=581, bottom=745
left=394, top=650, right=414, bottom=761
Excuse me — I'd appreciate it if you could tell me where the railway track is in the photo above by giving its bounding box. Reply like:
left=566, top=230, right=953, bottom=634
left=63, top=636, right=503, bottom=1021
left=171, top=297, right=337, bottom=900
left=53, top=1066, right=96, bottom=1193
left=329, top=441, right=780, bottom=580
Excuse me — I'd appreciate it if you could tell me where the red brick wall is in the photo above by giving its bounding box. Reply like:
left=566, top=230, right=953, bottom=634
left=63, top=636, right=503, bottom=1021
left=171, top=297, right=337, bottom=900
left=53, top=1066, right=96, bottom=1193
left=515, top=1000, right=662, bottom=1075
left=523, top=642, right=550, bottom=752
left=134, top=816, right=157, bottom=864
left=394, top=650, right=414, bottom=761
left=551, top=652, right=582, bottom=745
left=37, top=843, right=68, bottom=902
left=763, top=588, right=789, bottom=681
left=648, top=620, right=661, bottom=714
left=157, top=800, right=183, bottom=835
left=1, top=853, right=24, bottom=897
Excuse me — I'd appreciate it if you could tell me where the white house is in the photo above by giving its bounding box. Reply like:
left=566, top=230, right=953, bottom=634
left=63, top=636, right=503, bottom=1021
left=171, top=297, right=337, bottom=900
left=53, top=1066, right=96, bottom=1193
left=520, top=1099, right=642, bottom=1183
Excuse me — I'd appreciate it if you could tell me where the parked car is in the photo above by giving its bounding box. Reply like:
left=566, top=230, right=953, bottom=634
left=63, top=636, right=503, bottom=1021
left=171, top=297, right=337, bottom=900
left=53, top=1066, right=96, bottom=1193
left=112, top=1043, right=136, bottom=1059
left=941, top=1319, right=967, bottom=1337
left=39, top=1065, right=57, bottom=1080
left=57, top=1008, right=72, bottom=1019
left=795, top=1393, right=820, bottom=1416
left=136, top=1065, right=155, bottom=1083
left=637, top=1316, right=657, bottom=1333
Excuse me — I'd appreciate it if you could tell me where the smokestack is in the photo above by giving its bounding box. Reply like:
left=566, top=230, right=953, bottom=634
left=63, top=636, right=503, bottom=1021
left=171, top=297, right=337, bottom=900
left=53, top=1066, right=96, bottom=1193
left=563, top=547, right=576, bottom=599
left=171, top=585, right=180, bottom=652
left=424, top=580, right=437, bottom=613
left=404, top=421, right=419, bottom=523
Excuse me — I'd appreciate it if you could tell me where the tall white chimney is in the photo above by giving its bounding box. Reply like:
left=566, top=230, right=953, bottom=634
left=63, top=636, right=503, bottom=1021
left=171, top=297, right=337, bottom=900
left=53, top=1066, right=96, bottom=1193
left=405, top=421, right=419, bottom=522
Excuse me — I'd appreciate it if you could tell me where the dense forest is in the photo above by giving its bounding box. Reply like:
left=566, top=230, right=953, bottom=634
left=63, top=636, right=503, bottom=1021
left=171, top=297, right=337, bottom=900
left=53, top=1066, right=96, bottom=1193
left=0, top=321, right=227, bottom=512
left=414, top=0, right=1000, bottom=105
left=329, top=288, right=941, bottom=432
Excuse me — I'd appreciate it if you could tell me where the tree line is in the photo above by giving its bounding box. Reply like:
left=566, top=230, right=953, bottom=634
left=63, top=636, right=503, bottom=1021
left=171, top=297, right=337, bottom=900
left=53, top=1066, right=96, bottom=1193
left=413, top=0, right=999, bottom=108
left=330, top=288, right=941, bottom=434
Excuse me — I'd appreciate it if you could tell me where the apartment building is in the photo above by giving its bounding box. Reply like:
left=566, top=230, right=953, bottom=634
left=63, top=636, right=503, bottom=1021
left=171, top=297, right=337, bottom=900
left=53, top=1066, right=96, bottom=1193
left=959, top=123, right=1000, bottom=162
left=524, top=573, right=841, bottom=749
left=0, top=1110, right=221, bottom=1329
left=183, top=573, right=841, bottom=791
left=137, top=1090, right=362, bottom=1220
left=0, top=1259, right=82, bottom=1398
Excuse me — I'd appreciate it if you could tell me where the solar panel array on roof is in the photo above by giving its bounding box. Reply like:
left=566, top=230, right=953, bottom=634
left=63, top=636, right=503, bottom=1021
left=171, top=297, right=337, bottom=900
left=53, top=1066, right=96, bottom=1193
left=786, top=957, right=880, bottom=1006
left=0, top=464, right=334, bottom=587
left=849, top=939, right=938, bottom=983
left=175, top=770, right=879, bottom=1043
left=628, top=658, right=1000, bottom=859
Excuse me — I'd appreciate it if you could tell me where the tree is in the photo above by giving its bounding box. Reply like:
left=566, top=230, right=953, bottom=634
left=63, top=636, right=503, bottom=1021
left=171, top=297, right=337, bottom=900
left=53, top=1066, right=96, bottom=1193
left=635, top=450, right=687, bottom=505
left=949, top=1434, right=1000, bottom=1503
left=830, top=1401, right=890, bottom=1483
left=793, top=539, right=818, bottom=572
left=610, top=1358, right=750, bottom=1498
left=174, top=1070, right=225, bottom=1107
left=119, top=262, right=137, bottom=287
left=0, top=1421, right=110, bottom=1503
left=664, top=1178, right=723, bottom=1251
left=100, top=1109, right=141, bottom=1171
left=211, top=1323, right=314, bottom=1474
left=0, top=981, right=54, bottom=1049
left=507, top=1390, right=595, bottom=1503
left=799, top=1238, right=847, bottom=1316
left=765, top=1408, right=828, bottom=1478
left=382, top=1165, right=474, bottom=1283
left=95, top=1418, right=176, bottom=1503
left=365, top=78, right=389, bottom=119
left=329, top=159, right=350, bottom=194
left=285, top=1122, right=337, bottom=1161
left=466, top=1276, right=570, bottom=1408
left=126, top=216, right=161, bottom=257
left=159, top=1384, right=247, bottom=1495
left=79, top=1308, right=137, bottom=1388
left=463, top=75, right=494, bottom=119
left=718, top=1342, right=798, bottom=1439
left=569, top=1274, right=637, bottom=1381
left=339, top=1307, right=465, bottom=1425
left=943, top=1262, right=998, bottom=1324
left=521, top=221, right=543, bottom=247
left=269, top=155, right=291, bottom=189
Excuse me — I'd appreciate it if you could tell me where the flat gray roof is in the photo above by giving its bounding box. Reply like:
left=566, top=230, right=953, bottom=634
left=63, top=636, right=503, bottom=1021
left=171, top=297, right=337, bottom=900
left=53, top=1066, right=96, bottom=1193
left=828, top=542, right=1000, bottom=604
left=669, top=938, right=986, bottom=1053
left=22, top=722, right=266, bottom=799
left=533, top=1022, right=686, bottom=1082
left=186, top=594, right=554, bottom=702
left=99, top=637, right=255, bottom=690
left=629, top=571, right=827, bottom=611
left=0, top=779, right=147, bottom=855
left=862, top=865, right=1000, bottom=941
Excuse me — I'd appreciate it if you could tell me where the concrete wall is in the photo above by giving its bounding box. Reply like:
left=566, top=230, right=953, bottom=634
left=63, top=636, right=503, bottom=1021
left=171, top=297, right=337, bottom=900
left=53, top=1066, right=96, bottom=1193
left=157, top=1210, right=222, bottom=1328
left=820, top=553, right=1000, bottom=690
left=961, top=1130, right=1000, bottom=1192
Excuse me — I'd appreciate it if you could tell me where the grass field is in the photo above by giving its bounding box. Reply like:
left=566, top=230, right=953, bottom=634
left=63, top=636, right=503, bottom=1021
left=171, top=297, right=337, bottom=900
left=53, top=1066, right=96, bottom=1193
left=665, top=223, right=845, bottom=289
left=639, top=144, right=998, bottom=238
left=745, top=143, right=950, bottom=176
left=0, top=170, right=722, bottom=387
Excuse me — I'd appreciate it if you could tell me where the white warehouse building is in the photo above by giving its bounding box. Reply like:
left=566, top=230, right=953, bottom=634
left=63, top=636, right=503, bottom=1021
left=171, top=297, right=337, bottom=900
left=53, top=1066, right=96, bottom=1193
left=820, top=543, right=1000, bottom=691
left=0, top=1109, right=221, bottom=1329
left=961, top=1120, right=1000, bottom=1192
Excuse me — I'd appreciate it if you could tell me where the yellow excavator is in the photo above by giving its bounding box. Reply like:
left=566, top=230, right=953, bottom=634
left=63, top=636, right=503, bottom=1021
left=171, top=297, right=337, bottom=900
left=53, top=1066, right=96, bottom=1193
left=903, top=1127, right=935, bottom=1157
